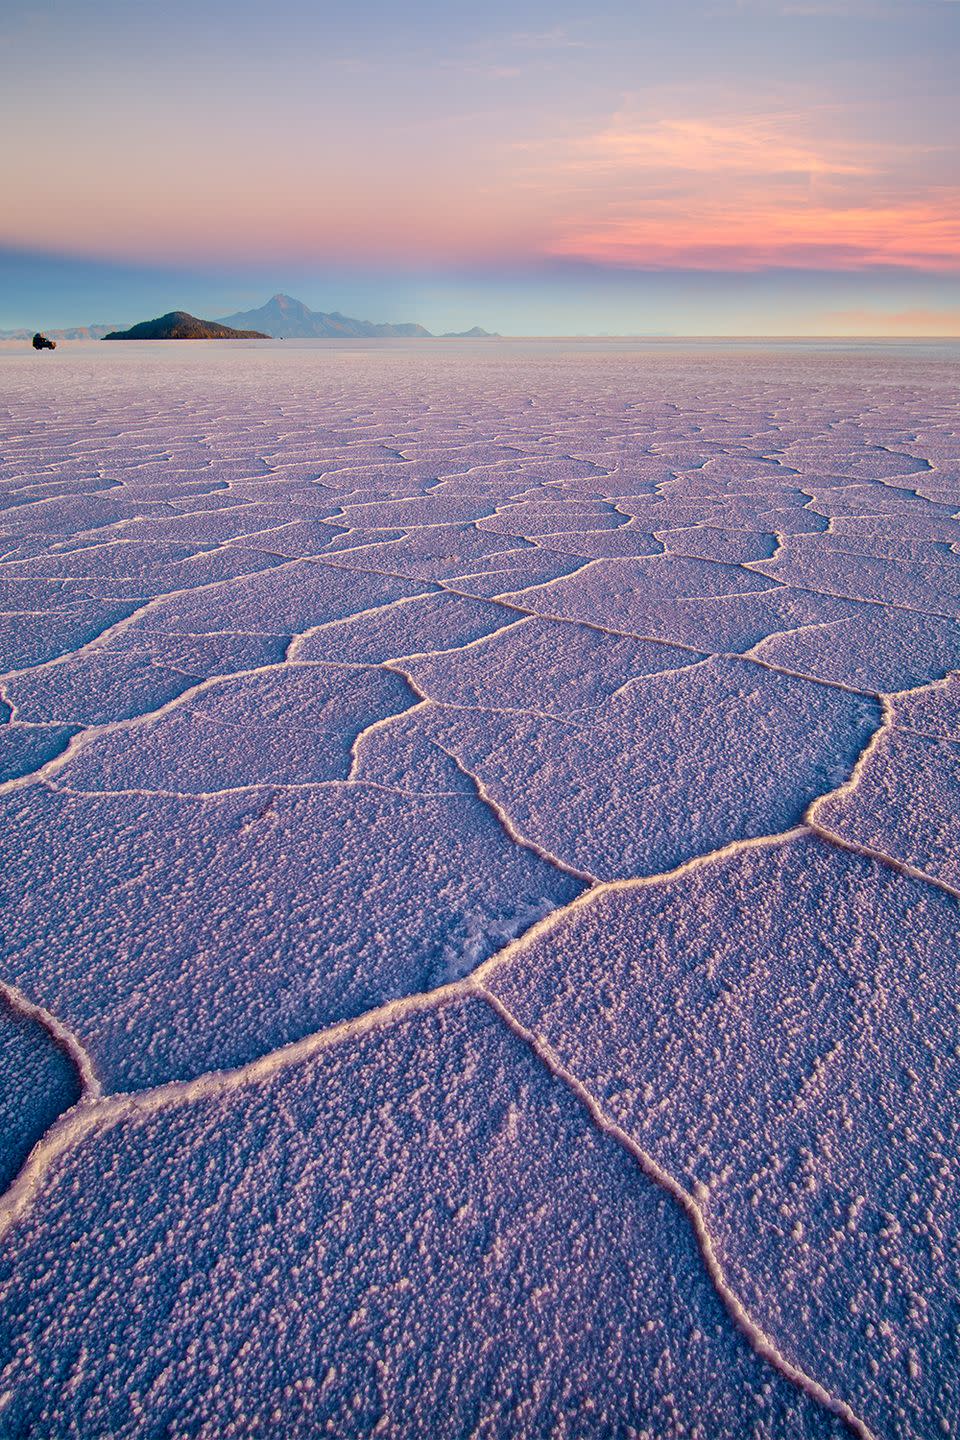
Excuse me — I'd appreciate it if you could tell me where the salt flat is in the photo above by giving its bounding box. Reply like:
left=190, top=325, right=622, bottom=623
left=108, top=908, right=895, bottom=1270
left=0, top=338, right=958, bottom=1438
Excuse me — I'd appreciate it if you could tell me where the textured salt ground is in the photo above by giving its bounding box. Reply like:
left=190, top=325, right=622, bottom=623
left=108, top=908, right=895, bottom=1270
left=0, top=722, right=78, bottom=782
left=294, top=590, right=517, bottom=664
left=751, top=539, right=960, bottom=616
left=750, top=606, right=960, bottom=692
left=0, top=576, right=115, bottom=609
left=477, top=504, right=626, bottom=537
left=515, top=553, right=777, bottom=605
left=893, top=673, right=960, bottom=738
left=527, top=524, right=665, bottom=559
left=333, top=495, right=500, bottom=526
left=800, top=483, right=952, bottom=521
left=656, top=526, right=779, bottom=564
left=118, top=559, right=431, bottom=638
left=0, top=600, right=139, bottom=670
left=322, top=523, right=534, bottom=581
left=612, top=494, right=828, bottom=536
left=446, top=546, right=591, bottom=597
left=0, top=999, right=845, bottom=1440
left=776, top=444, right=933, bottom=481
left=113, top=504, right=343, bottom=546
left=0, top=1001, right=82, bottom=1191
left=395, top=615, right=702, bottom=714
left=57, top=664, right=418, bottom=793
left=815, top=725, right=960, bottom=887
left=2, top=539, right=287, bottom=599
left=814, top=677, right=960, bottom=889
left=811, top=525, right=960, bottom=567
left=3, top=650, right=203, bottom=725
left=1, top=341, right=959, bottom=1439
left=0, top=782, right=579, bottom=1090
left=363, top=655, right=879, bottom=878
left=487, top=836, right=960, bottom=1440
left=501, top=555, right=879, bottom=653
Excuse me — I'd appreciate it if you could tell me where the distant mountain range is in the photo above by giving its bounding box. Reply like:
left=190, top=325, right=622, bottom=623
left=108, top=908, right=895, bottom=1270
left=103, top=312, right=268, bottom=340
left=1, top=294, right=498, bottom=342
left=218, top=294, right=497, bottom=339
left=0, top=324, right=121, bottom=341
left=218, top=294, right=430, bottom=338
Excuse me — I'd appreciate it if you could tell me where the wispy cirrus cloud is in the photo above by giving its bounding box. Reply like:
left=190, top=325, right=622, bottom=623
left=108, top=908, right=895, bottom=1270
left=728, top=0, right=958, bottom=14
left=561, top=114, right=875, bottom=177
left=505, top=27, right=590, bottom=49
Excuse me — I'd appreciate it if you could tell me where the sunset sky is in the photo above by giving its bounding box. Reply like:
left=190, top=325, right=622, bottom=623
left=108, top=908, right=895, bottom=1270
left=3, top=0, right=959, bottom=334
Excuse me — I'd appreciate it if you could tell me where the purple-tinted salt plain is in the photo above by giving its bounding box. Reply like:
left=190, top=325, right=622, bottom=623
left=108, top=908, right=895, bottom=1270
left=362, top=654, right=879, bottom=879
left=813, top=674, right=960, bottom=892
left=1, top=339, right=958, bottom=1439
left=0, top=721, right=78, bottom=783
left=58, top=664, right=418, bottom=792
left=0, top=1002, right=846, bottom=1440
left=486, top=836, right=959, bottom=1440
left=0, top=783, right=578, bottom=1089
left=0, top=1001, right=81, bottom=1192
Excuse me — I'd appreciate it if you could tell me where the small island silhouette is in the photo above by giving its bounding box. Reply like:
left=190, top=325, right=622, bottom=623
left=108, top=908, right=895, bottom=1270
left=103, top=311, right=268, bottom=340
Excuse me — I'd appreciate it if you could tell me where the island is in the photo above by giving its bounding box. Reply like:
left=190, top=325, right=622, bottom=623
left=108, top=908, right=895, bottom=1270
left=103, top=312, right=268, bottom=340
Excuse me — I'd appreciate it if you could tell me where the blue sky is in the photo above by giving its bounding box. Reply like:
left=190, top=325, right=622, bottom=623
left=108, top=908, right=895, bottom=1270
left=2, top=0, right=958, bottom=332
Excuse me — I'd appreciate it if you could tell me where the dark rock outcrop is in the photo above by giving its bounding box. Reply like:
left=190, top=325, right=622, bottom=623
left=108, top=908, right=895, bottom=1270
left=32, top=333, right=56, bottom=350
left=103, top=312, right=268, bottom=340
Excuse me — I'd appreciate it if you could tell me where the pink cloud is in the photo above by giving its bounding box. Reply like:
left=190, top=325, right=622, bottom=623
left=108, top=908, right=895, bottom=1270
left=528, top=104, right=960, bottom=272
left=548, top=198, right=960, bottom=271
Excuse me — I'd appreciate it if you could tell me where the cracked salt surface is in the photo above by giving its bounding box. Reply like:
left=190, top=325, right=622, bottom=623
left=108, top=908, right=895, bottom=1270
left=487, top=834, right=959, bottom=1440
left=0, top=1001, right=848, bottom=1439
left=0, top=338, right=958, bottom=1438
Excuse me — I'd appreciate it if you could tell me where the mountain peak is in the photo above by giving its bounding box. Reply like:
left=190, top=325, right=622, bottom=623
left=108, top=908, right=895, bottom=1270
left=217, top=294, right=490, bottom=341
left=218, top=294, right=431, bottom=338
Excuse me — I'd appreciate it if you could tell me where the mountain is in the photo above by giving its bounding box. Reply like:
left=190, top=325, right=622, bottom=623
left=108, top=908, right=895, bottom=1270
left=0, top=324, right=122, bottom=341
left=102, top=312, right=268, bottom=340
left=217, top=293, right=434, bottom=338
left=218, top=293, right=494, bottom=340
left=2, top=296, right=495, bottom=344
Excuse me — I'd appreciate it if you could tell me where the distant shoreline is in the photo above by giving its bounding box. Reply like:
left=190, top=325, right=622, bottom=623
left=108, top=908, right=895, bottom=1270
left=4, top=334, right=959, bottom=344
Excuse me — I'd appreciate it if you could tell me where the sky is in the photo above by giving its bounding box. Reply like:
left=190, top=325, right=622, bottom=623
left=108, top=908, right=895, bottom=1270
left=1, top=0, right=958, bottom=334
